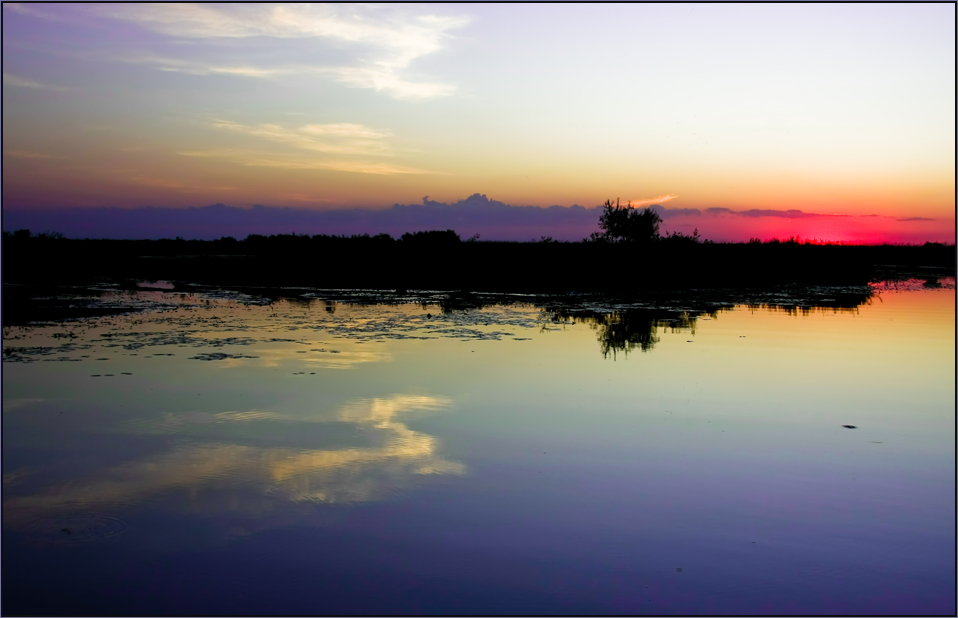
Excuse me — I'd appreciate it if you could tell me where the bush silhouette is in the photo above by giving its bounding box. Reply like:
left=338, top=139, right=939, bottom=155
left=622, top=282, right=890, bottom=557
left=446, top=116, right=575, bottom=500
left=590, top=199, right=662, bottom=244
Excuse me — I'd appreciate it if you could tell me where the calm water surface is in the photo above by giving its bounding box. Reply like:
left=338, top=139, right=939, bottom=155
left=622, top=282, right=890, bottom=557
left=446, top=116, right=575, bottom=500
left=2, top=283, right=955, bottom=615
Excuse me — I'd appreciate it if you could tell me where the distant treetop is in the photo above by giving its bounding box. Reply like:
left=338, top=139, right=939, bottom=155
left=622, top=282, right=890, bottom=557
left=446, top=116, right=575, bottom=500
left=590, top=199, right=662, bottom=244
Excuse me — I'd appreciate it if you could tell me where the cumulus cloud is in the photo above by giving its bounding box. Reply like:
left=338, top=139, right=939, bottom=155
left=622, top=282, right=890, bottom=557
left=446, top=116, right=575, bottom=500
left=1, top=195, right=604, bottom=240
left=5, top=194, right=948, bottom=243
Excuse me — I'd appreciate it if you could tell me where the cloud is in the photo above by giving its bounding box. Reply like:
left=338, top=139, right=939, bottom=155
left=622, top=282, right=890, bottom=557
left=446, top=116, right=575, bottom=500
left=211, top=120, right=393, bottom=156
left=209, top=395, right=452, bottom=426
left=150, top=57, right=286, bottom=78
left=2, top=72, right=67, bottom=91
left=626, top=194, right=679, bottom=207
left=85, top=51, right=287, bottom=78
left=93, top=4, right=469, bottom=99
left=1, top=195, right=606, bottom=240
left=3, top=196, right=953, bottom=244
left=4, top=150, right=54, bottom=159
left=185, top=121, right=436, bottom=175
left=98, top=4, right=466, bottom=46
left=2, top=3, right=71, bottom=21
left=128, top=176, right=237, bottom=193
left=861, top=214, right=934, bottom=222
left=649, top=205, right=702, bottom=219
left=591, top=195, right=697, bottom=220
left=300, top=124, right=390, bottom=139
left=627, top=201, right=830, bottom=223
left=3, top=393, right=464, bottom=526
left=704, top=207, right=849, bottom=219
left=326, top=66, right=456, bottom=100
left=243, top=158, right=436, bottom=176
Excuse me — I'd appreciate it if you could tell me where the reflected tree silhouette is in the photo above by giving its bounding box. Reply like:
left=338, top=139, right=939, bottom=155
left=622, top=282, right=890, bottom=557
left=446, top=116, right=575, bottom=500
left=438, top=291, right=485, bottom=314
left=744, top=290, right=874, bottom=316
left=541, top=306, right=716, bottom=358
left=591, top=311, right=661, bottom=357
left=539, top=286, right=876, bottom=357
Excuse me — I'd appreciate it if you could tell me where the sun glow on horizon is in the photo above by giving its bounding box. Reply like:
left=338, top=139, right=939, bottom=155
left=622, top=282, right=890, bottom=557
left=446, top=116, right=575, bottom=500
left=2, top=3, right=953, bottom=243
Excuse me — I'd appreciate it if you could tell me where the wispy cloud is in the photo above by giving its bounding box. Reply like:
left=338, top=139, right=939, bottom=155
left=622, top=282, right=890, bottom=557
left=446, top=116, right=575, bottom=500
left=649, top=205, right=892, bottom=221
left=3, top=3, right=71, bottom=22
left=208, top=66, right=281, bottom=78
left=4, top=150, right=54, bottom=159
left=3, top=72, right=67, bottom=91
left=862, top=214, right=935, bottom=222
left=142, top=56, right=286, bottom=78
left=627, top=194, right=679, bottom=207
left=704, top=207, right=850, bottom=219
left=93, top=4, right=469, bottom=99
left=198, top=120, right=437, bottom=174
left=325, top=66, right=456, bottom=100
left=244, top=158, right=436, bottom=176
left=179, top=134, right=437, bottom=176
left=129, top=176, right=237, bottom=193
left=211, top=120, right=393, bottom=156
left=176, top=149, right=237, bottom=158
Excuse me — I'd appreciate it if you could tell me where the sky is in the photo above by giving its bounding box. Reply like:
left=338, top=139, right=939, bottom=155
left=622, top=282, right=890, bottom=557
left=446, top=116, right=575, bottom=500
left=2, top=3, right=955, bottom=242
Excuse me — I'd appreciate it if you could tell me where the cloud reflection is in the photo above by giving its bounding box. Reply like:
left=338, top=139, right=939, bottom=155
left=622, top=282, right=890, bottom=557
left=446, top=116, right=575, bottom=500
left=4, top=394, right=462, bottom=529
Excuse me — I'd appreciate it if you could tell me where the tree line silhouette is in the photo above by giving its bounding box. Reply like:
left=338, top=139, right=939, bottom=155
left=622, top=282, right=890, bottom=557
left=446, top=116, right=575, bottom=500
left=3, top=202, right=954, bottom=293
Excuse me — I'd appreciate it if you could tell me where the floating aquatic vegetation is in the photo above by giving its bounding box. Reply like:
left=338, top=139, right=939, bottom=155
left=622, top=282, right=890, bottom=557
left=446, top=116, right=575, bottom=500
left=188, top=352, right=260, bottom=362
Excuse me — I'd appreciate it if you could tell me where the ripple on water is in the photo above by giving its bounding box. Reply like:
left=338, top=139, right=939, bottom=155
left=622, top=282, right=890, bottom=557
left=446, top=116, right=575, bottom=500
left=20, top=511, right=129, bottom=546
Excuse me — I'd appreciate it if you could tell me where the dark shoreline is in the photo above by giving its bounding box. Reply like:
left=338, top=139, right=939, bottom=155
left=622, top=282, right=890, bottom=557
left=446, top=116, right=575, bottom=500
left=3, top=273, right=952, bottom=330
left=4, top=278, right=953, bottom=361
left=2, top=233, right=954, bottom=294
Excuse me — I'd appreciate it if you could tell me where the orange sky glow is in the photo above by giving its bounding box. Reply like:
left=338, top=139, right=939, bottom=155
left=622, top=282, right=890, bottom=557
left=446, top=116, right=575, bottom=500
left=3, top=4, right=954, bottom=242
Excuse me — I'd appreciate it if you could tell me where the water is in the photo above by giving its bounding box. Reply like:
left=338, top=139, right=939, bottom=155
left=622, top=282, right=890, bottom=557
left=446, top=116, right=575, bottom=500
left=3, top=282, right=955, bottom=615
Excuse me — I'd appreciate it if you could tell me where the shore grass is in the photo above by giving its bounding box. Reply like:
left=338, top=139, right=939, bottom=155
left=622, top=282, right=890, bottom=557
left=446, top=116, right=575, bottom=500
left=2, top=231, right=954, bottom=293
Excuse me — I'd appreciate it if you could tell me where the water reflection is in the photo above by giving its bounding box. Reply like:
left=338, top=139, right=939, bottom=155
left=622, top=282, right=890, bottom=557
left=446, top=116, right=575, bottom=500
left=542, top=307, right=716, bottom=357
left=2, top=284, right=885, bottom=364
left=2, top=283, right=953, bottom=615
left=4, top=394, right=463, bottom=532
left=744, top=290, right=876, bottom=316
left=535, top=287, right=878, bottom=357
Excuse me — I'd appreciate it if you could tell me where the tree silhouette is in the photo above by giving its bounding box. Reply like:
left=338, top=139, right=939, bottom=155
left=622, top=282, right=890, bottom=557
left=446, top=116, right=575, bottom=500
left=591, top=199, right=662, bottom=244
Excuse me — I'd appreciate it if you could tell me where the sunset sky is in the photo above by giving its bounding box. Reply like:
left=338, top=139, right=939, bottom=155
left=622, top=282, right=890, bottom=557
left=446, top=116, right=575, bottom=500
left=3, top=3, right=955, bottom=242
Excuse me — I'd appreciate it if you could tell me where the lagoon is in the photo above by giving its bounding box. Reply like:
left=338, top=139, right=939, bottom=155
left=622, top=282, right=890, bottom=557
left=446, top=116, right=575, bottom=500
left=2, top=281, right=954, bottom=615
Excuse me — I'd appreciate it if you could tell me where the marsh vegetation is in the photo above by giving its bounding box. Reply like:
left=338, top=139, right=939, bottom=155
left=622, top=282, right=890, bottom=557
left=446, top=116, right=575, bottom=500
left=3, top=224, right=953, bottom=294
